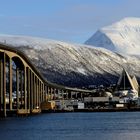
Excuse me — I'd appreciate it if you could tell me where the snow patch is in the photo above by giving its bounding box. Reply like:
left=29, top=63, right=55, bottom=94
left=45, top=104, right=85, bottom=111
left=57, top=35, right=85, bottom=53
left=76, top=68, right=87, bottom=75
left=85, top=17, right=140, bottom=55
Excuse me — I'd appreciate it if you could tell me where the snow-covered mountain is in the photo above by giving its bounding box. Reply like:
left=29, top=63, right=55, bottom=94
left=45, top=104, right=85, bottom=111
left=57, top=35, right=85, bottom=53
left=0, top=34, right=140, bottom=88
left=85, top=17, right=140, bottom=55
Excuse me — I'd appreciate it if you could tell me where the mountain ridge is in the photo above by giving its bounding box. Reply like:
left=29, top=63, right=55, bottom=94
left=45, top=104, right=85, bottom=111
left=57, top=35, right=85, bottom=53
left=0, top=34, right=140, bottom=87
left=85, top=17, right=140, bottom=55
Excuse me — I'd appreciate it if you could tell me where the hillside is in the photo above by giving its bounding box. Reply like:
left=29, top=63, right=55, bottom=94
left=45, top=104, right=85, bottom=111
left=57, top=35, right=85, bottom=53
left=0, top=34, right=140, bottom=88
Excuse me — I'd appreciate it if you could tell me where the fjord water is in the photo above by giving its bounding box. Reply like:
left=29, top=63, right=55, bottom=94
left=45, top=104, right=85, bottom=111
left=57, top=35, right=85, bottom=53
left=0, top=112, right=140, bottom=140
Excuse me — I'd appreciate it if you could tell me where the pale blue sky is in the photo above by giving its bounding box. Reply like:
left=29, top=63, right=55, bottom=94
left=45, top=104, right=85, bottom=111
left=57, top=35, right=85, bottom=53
left=0, top=0, right=140, bottom=43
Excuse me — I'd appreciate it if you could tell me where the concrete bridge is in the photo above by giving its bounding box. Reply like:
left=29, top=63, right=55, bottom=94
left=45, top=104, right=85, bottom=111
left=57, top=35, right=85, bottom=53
left=0, top=43, right=93, bottom=117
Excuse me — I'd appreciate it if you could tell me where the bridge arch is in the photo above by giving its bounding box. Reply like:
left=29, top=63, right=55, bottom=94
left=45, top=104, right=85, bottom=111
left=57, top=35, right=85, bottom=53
left=0, top=43, right=94, bottom=117
left=0, top=46, right=47, bottom=116
left=12, top=56, right=25, bottom=70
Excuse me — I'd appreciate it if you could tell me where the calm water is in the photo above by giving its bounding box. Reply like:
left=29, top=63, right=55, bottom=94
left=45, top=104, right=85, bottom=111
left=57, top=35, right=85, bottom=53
left=0, top=112, right=140, bottom=140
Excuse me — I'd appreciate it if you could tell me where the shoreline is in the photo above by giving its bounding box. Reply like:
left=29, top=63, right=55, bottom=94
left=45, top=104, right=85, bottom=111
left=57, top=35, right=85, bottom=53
left=42, top=107, right=140, bottom=113
left=1, top=107, right=140, bottom=117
